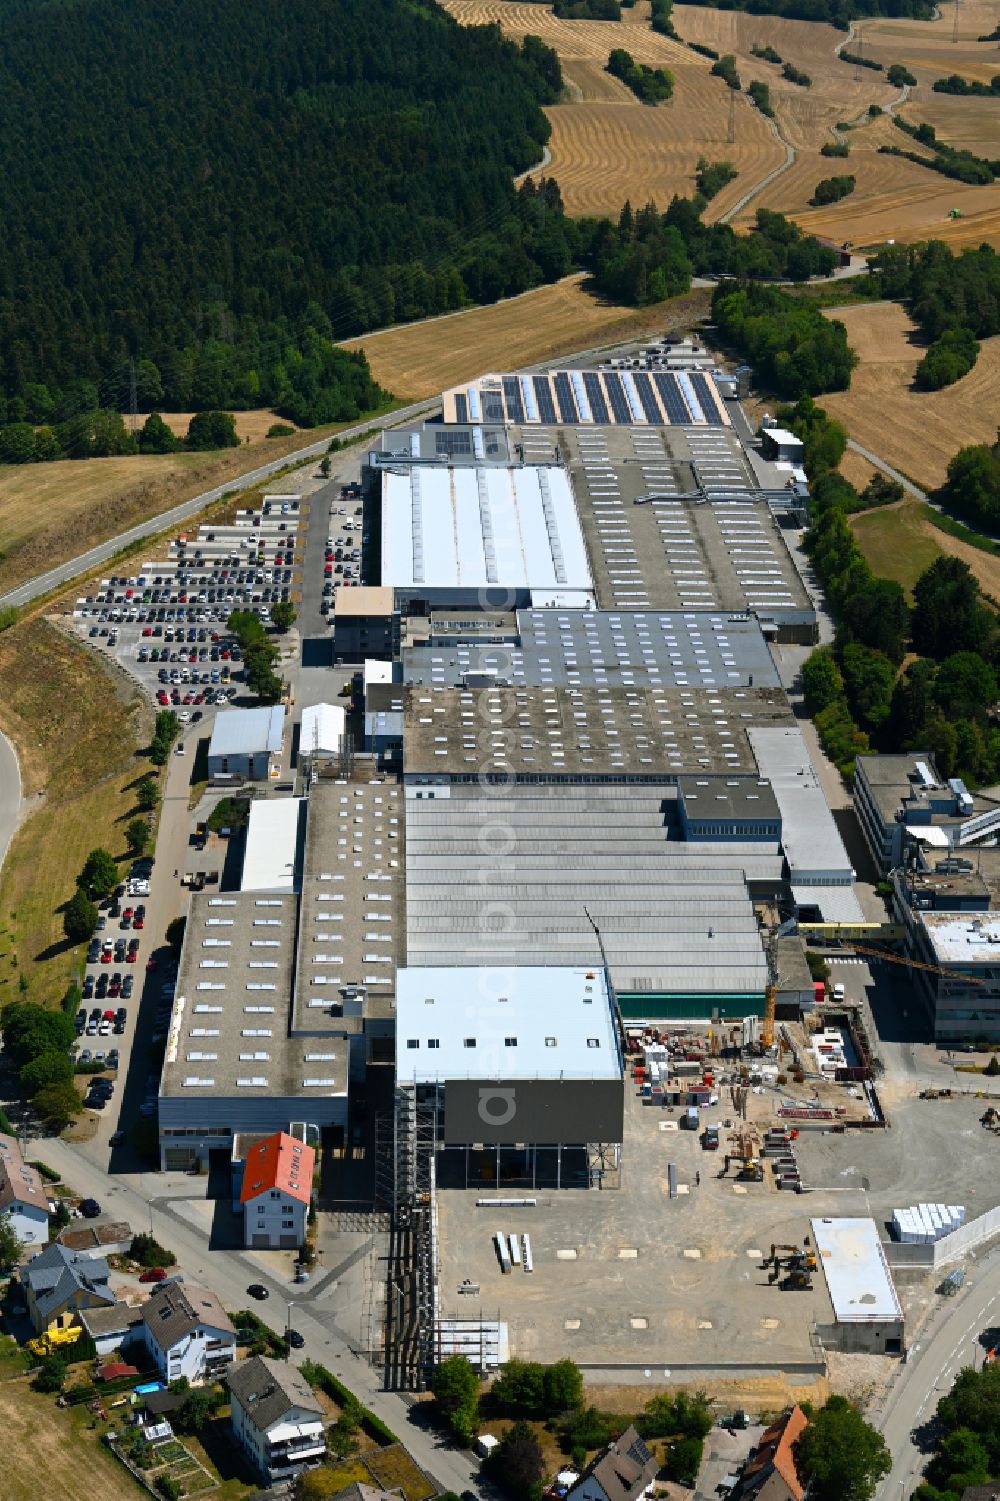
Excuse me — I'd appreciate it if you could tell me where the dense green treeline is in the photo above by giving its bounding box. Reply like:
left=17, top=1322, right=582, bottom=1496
left=0, top=0, right=569, bottom=421
left=607, top=48, right=674, bottom=102
left=873, top=240, right=1000, bottom=389
left=883, top=119, right=1000, bottom=184
left=794, top=403, right=1000, bottom=785
left=940, top=430, right=1000, bottom=532
left=933, top=73, right=1000, bottom=96
left=912, top=1361, right=1000, bottom=1501
left=712, top=283, right=856, bottom=397
left=587, top=199, right=840, bottom=310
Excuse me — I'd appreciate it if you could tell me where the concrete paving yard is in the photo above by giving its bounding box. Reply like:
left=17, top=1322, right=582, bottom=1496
left=436, top=1080, right=1000, bottom=1373
left=437, top=1086, right=833, bottom=1371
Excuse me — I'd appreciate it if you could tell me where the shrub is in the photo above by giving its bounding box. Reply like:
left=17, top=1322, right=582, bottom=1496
left=130, top=1232, right=177, bottom=1268
left=267, top=422, right=296, bottom=437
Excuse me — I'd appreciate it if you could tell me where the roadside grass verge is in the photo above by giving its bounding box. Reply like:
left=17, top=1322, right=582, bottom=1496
left=0, top=617, right=151, bottom=1009
left=921, top=504, right=1000, bottom=557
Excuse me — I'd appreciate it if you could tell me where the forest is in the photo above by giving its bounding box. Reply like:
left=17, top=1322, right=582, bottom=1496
left=0, top=0, right=572, bottom=423
left=711, top=282, right=857, bottom=396
left=586, top=201, right=840, bottom=313
left=791, top=398, right=1000, bottom=789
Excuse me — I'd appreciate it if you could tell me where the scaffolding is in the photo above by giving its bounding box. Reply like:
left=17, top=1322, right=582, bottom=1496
left=375, top=1086, right=439, bottom=1389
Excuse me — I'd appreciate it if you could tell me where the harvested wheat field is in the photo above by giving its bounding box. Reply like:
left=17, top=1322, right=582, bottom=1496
left=153, top=408, right=298, bottom=441
left=819, top=301, right=1000, bottom=492
left=443, top=1, right=779, bottom=218
left=343, top=275, right=710, bottom=398
left=444, top=0, right=693, bottom=68
left=0, top=421, right=326, bottom=596
left=735, top=118, right=1000, bottom=245
left=675, top=4, right=895, bottom=151
left=542, top=83, right=780, bottom=216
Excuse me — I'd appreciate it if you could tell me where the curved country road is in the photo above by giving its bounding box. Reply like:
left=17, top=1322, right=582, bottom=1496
left=0, top=728, right=20, bottom=878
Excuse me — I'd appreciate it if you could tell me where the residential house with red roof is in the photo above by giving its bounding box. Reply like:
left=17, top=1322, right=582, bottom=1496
left=238, top=1132, right=315, bottom=1249
left=732, top=1406, right=808, bottom=1501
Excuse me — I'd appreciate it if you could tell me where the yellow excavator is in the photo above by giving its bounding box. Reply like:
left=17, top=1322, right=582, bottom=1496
left=28, top=1314, right=82, bottom=1358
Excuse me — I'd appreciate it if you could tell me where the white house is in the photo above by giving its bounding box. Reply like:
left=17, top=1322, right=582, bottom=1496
left=140, top=1280, right=236, bottom=1384
left=300, top=702, right=346, bottom=764
left=238, top=1132, right=315, bottom=1250
left=566, top=1428, right=658, bottom=1501
left=226, top=1355, right=325, bottom=1486
left=0, top=1132, right=49, bottom=1246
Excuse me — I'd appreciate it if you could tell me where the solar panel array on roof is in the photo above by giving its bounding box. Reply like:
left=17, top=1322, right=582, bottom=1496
left=633, top=372, right=663, bottom=424
left=691, top=372, right=726, bottom=424
left=482, top=390, right=505, bottom=424
left=533, top=375, right=558, bottom=425
left=654, top=373, right=690, bottom=423
left=502, top=376, right=525, bottom=424
left=583, top=372, right=610, bottom=425
left=452, top=370, right=731, bottom=426
left=553, top=371, right=579, bottom=425
left=603, top=371, right=632, bottom=425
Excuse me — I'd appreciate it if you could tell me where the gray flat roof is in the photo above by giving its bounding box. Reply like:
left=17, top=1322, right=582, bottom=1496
left=405, top=784, right=769, bottom=995
left=542, top=423, right=812, bottom=615
left=749, top=726, right=854, bottom=884
left=811, top=1217, right=902, bottom=1323
left=678, top=775, right=781, bottom=824
left=403, top=607, right=781, bottom=691
left=403, top=681, right=794, bottom=780
left=208, top=706, right=285, bottom=758
left=291, top=778, right=405, bottom=1035
left=162, top=891, right=347, bottom=1100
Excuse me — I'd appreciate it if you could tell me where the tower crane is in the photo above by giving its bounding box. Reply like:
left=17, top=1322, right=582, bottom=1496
left=759, top=934, right=983, bottom=1052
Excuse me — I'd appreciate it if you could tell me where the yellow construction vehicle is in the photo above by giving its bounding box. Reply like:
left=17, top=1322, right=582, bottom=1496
left=725, top=1127, right=763, bottom=1181
left=27, top=1315, right=82, bottom=1358
left=780, top=1267, right=813, bottom=1291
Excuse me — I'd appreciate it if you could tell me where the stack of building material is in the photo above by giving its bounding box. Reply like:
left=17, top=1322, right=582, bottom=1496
left=891, top=1204, right=965, bottom=1243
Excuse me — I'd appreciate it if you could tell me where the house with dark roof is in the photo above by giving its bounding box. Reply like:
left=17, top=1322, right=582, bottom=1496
left=732, top=1406, right=807, bottom=1501
left=959, top=1489, right=1000, bottom=1501
left=0, top=1132, right=49, bottom=1247
left=22, top=1242, right=116, bottom=1332
left=226, top=1354, right=325, bottom=1485
left=565, top=1426, right=658, bottom=1501
left=238, top=1131, right=315, bottom=1250
left=140, top=1280, right=235, bottom=1385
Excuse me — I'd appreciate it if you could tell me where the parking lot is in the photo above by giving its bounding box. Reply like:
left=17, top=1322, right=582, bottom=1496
left=69, top=493, right=302, bottom=706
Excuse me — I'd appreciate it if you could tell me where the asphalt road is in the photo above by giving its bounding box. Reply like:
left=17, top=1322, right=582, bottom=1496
left=31, top=1128, right=486, bottom=1497
left=0, top=397, right=440, bottom=612
left=877, top=1240, right=1000, bottom=1498
left=0, top=728, right=20, bottom=877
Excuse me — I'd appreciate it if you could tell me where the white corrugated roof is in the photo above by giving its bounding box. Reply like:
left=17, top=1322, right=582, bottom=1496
left=381, top=465, right=593, bottom=596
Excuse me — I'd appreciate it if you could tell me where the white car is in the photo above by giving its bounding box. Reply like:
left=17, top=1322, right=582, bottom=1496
left=177, top=710, right=191, bottom=723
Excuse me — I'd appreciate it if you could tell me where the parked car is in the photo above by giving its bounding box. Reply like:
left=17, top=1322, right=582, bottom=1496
left=79, top=1198, right=102, bottom=1218
left=246, top=1284, right=269, bottom=1301
left=139, top=1268, right=168, bottom=1283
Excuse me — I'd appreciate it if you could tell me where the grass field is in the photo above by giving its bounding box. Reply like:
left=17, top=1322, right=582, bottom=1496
left=342, top=275, right=711, bottom=398
left=0, top=617, right=151, bottom=1010
left=152, top=409, right=298, bottom=442
left=0, top=1379, right=142, bottom=1501
left=818, top=301, right=1000, bottom=493
left=0, top=408, right=391, bottom=597
left=849, top=499, right=949, bottom=594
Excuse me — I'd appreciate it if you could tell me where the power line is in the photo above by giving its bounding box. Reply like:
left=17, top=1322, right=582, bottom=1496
left=728, top=86, right=736, bottom=145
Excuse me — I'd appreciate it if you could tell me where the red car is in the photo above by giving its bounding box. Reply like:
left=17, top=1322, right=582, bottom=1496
left=133, top=913, right=144, bottom=930
left=102, top=1009, right=115, bottom=1022
left=126, top=940, right=140, bottom=963
left=139, top=1267, right=168, bottom=1283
